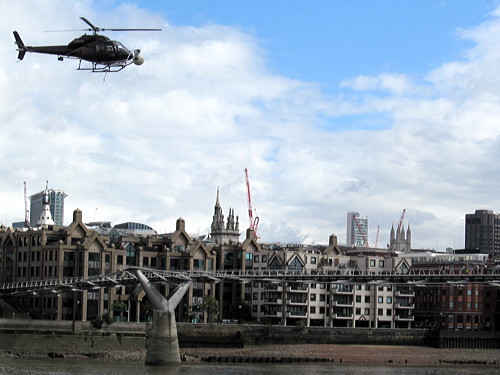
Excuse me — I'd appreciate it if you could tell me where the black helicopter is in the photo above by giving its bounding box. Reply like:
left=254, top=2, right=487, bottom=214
left=13, top=17, right=161, bottom=72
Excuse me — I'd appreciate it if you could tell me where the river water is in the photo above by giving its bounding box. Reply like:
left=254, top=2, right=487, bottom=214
left=0, top=360, right=498, bottom=375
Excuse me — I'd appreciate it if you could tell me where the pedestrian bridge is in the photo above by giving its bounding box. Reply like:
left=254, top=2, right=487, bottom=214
left=1, top=266, right=499, bottom=297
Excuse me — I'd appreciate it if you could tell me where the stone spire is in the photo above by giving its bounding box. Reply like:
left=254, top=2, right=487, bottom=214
left=36, top=181, right=54, bottom=228
left=211, top=187, right=224, bottom=233
left=209, top=188, right=241, bottom=245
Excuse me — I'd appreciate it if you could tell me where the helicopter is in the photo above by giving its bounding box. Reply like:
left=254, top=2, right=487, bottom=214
left=13, top=17, right=161, bottom=72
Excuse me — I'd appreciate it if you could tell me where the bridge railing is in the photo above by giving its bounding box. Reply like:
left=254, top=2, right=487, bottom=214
left=1, top=266, right=499, bottom=296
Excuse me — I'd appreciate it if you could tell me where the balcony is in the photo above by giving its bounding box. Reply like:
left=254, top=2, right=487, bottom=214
left=287, top=286, right=308, bottom=293
left=288, top=299, right=307, bottom=305
left=264, top=299, right=281, bottom=305
left=263, top=310, right=280, bottom=317
left=394, top=303, right=414, bottom=309
left=333, top=286, right=354, bottom=295
left=289, top=310, right=307, bottom=317
left=332, top=313, right=353, bottom=319
left=332, top=300, right=353, bottom=307
left=395, top=289, right=415, bottom=297
left=264, top=285, right=283, bottom=292
left=394, top=314, right=414, bottom=321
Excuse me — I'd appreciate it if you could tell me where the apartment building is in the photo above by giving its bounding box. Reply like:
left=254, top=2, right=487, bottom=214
left=249, top=235, right=415, bottom=328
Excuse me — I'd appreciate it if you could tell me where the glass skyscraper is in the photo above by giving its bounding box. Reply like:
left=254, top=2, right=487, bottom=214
left=29, top=189, right=68, bottom=227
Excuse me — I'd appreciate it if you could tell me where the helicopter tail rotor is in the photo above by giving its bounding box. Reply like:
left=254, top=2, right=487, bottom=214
left=13, top=31, right=27, bottom=60
left=133, top=49, right=144, bottom=65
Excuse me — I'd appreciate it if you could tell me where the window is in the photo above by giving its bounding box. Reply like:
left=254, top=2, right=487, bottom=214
left=365, top=296, right=370, bottom=303
left=311, top=257, right=317, bottom=264
left=254, top=255, right=259, bottom=263
left=378, top=309, right=383, bottom=316
left=288, top=257, right=303, bottom=271
left=310, top=306, right=316, bottom=314
left=356, top=296, right=361, bottom=303
left=379, top=260, right=384, bottom=267
left=387, top=297, right=392, bottom=304
left=370, top=260, right=376, bottom=267
left=364, top=308, right=370, bottom=315
left=262, top=255, right=267, bottom=262
left=386, top=309, right=392, bottom=316
left=378, top=296, right=383, bottom=303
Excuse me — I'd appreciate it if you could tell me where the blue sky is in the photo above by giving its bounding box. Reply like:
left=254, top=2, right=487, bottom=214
left=2, top=0, right=500, bottom=251
left=144, top=0, right=496, bottom=84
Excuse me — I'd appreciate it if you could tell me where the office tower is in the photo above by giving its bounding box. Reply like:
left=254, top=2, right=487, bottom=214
left=29, top=186, right=67, bottom=227
left=465, top=209, right=500, bottom=256
left=346, top=211, right=368, bottom=247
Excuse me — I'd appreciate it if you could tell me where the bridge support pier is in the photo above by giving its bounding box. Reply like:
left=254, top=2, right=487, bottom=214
left=132, top=269, right=191, bottom=366
left=146, top=310, right=181, bottom=366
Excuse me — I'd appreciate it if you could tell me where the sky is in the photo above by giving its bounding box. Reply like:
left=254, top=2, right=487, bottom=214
left=1, top=0, right=500, bottom=251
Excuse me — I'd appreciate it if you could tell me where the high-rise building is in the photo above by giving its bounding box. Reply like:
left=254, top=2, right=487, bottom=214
left=346, top=211, right=368, bottom=247
left=29, top=186, right=67, bottom=227
left=465, top=209, right=500, bottom=256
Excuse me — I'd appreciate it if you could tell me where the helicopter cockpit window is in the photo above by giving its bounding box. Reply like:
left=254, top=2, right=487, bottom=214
left=116, top=43, right=128, bottom=52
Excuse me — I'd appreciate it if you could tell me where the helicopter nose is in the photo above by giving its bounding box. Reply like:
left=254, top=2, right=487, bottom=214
left=133, top=49, right=144, bottom=65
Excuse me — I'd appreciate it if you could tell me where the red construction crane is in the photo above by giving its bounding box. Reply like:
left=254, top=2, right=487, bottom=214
left=397, top=209, right=406, bottom=232
left=244, top=168, right=259, bottom=235
left=23, top=181, right=29, bottom=228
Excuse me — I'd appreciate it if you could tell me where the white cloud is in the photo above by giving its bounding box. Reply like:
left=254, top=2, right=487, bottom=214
left=2, top=1, right=500, bottom=252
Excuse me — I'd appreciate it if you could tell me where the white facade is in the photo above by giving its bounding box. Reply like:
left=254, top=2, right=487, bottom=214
left=346, top=212, right=368, bottom=247
left=249, top=243, right=414, bottom=328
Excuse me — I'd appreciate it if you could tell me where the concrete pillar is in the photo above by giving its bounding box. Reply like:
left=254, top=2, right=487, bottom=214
left=146, top=310, right=181, bottom=366
left=131, top=269, right=191, bottom=366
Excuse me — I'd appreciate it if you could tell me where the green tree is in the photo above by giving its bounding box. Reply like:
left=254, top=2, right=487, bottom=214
left=112, top=301, right=127, bottom=322
left=229, top=299, right=252, bottom=323
left=201, top=295, right=219, bottom=324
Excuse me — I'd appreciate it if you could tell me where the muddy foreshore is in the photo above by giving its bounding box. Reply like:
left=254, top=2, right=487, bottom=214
left=1, top=344, right=500, bottom=366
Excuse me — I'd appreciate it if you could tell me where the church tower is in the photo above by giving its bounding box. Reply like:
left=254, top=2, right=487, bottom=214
left=210, top=188, right=240, bottom=245
left=389, top=223, right=411, bottom=252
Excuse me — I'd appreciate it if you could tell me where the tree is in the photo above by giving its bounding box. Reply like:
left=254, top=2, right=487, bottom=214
left=112, top=301, right=127, bottom=322
left=201, top=295, right=219, bottom=324
left=229, top=299, right=252, bottom=323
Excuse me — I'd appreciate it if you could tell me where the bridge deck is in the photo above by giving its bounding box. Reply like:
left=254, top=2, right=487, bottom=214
left=1, top=267, right=499, bottom=296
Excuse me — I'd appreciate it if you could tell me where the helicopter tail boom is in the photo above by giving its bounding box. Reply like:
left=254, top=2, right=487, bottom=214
left=13, top=31, right=26, bottom=60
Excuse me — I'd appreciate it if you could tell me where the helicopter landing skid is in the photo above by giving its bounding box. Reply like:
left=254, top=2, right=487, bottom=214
left=76, top=59, right=132, bottom=73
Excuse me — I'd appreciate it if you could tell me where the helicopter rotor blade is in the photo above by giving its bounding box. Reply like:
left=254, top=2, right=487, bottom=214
left=80, top=17, right=161, bottom=33
left=80, top=17, right=99, bottom=33
left=101, top=28, right=162, bottom=32
left=44, top=29, right=90, bottom=33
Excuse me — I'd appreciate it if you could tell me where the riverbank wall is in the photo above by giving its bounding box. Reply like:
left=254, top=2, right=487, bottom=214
left=0, top=318, right=428, bottom=352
